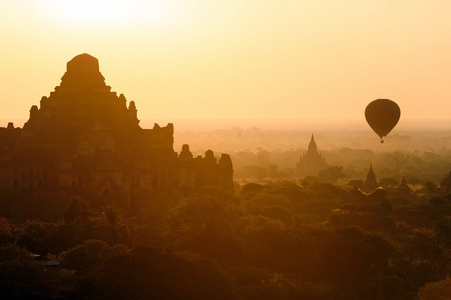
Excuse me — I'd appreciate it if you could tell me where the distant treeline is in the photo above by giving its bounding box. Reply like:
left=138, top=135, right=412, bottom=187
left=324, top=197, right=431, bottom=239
left=2, top=178, right=451, bottom=298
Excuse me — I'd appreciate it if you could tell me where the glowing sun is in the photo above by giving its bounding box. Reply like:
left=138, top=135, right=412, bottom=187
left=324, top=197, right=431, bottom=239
left=44, top=0, right=180, bottom=29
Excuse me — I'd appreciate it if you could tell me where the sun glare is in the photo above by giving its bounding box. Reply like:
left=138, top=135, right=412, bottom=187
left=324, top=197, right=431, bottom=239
left=44, top=0, right=180, bottom=29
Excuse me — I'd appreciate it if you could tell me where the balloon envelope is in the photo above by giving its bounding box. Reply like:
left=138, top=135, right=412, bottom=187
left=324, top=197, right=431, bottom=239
left=365, top=99, right=400, bottom=142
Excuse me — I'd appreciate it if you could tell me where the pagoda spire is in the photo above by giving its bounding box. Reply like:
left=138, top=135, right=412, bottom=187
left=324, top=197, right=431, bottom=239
left=308, top=134, right=318, bottom=153
left=398, top=176, right=411, bottom=194
left=363, top=164, right=379, bottom=192
left=297, top=133, right=327, bottom=176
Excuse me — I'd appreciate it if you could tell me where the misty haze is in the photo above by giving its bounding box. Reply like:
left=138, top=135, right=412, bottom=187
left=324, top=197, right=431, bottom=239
left=2, top=1, right=451, bottom=300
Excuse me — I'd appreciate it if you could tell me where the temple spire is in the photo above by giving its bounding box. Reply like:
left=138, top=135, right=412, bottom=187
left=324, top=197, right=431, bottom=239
left=398, top=176, right=411, bottom=194
left=308, top=134, right=318, bottom=153
left=297, top=133, right=327, bottom=176
left=363, top=164, right=379, bottom=192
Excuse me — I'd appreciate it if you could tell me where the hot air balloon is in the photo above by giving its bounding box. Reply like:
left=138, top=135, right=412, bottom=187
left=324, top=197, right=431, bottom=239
left=365, top=99, right=400, bottom=143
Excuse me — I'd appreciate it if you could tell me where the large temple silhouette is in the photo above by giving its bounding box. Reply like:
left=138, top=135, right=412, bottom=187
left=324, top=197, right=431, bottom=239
left=0, top=54, right=233, bottom=206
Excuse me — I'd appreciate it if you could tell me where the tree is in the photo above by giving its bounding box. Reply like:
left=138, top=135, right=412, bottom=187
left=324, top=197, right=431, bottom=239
left=0, top=218, right=14, bottom=244
left=435, top=216, right=451, bottom=243
left=423, top=181, right=437, bottom=194
left=58, top=239, right=129, bottom=273
left=64, top=198, right=90, bottom=224
left=235, top=215, right=288, bottom=268
left=268, top=165, right=280, bottom=178
left=165, top=195, right=239, bottom=262
left=348, top=180, right=364, bottom=189
left=241, top=183, right=265, bottom=196
left=405, top=175, right=422, bottom=190
left=300, top=176, right=319, bottom=187
left=318, top=166, right=345, bottom=184
left=418, top=277, right=451, bottom=300
left=93, top=205, right=131, bottom=245
left=378, top=177, right=399, bottom=189
left=0, top=244, right=72, bottom=299
left=199, top=186, right=240, bottom=204
left=82, top=246, right=238, bottom=300
left=261, top=206, right=295, bottom=227
left=16, top=220, right=62, bottom=255
left=241, top=165, right=267, bottom=181
left=385, top=152, right=409, bottom=172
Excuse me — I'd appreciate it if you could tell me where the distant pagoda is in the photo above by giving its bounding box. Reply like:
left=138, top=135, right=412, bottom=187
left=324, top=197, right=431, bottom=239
left=297, top=134, right=327, bottom=177
left=362, top=165, right=379, bottom=192
left=397, top=176, right=412, bottom=194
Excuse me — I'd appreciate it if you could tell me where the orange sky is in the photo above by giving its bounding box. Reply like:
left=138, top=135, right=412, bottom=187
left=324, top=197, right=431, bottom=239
left=1, top=0, right=451, bottom=125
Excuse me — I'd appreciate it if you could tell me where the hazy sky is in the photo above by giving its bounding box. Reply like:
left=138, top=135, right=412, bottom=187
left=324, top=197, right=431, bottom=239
left=1, top=0, right=451, bottom=124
